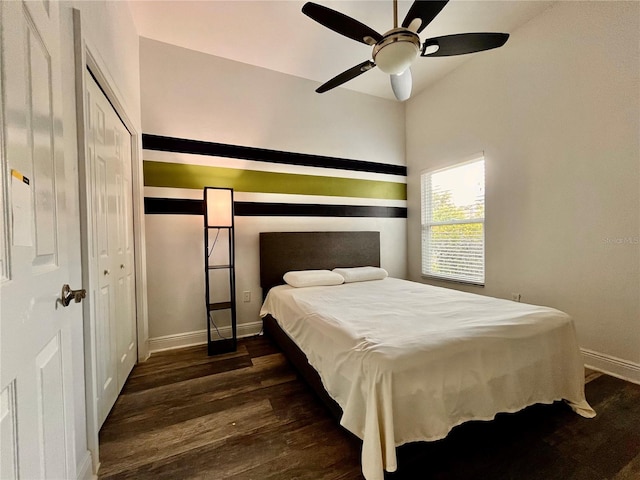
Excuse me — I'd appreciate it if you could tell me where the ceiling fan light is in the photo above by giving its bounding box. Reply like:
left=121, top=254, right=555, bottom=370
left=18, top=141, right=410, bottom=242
left=374, top=40, right=419, bottom=75
left=372, top=29, right=421, bottom=75
left=390, top=69, right=412, bottom=101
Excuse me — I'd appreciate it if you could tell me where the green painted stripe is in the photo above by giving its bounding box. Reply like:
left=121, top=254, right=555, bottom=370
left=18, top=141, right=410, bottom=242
left=143, top=161, right=407, bottom=201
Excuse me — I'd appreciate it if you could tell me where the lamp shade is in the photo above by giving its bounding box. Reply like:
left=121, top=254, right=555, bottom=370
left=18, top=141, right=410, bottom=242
left=205, top=187, right=233, bottom=227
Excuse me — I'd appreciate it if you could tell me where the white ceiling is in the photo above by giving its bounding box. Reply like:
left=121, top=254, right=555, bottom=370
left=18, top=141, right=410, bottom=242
left=129, top=0, right=554, bottom=101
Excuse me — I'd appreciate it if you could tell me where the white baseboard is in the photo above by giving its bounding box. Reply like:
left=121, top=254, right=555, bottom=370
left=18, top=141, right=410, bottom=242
left=148, top=330, right=208, bottom=352
left=581, top=348, right=640, bottom=385
left=76, top=451, right=96, bottom=480
left=148, top=321, right=263, bottom=353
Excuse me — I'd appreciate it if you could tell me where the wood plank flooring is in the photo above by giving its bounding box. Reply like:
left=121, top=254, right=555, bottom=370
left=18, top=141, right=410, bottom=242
left=99, top=335, right=640, bottom=480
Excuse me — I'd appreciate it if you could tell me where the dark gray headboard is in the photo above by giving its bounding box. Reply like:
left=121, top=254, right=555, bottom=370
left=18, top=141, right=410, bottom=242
left=259, top=231, right=380, bottom=294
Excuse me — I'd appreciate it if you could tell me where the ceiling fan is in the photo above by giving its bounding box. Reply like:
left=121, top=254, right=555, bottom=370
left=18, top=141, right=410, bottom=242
left=302, top=0, right=509, bottom=101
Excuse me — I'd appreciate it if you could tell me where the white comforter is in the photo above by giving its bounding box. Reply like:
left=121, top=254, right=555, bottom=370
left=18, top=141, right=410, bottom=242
left=260, top=278, right=595, bottom=480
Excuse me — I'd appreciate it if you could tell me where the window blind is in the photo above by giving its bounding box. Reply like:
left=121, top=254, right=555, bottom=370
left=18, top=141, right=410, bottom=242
left=421, top=158, right=485, bottom=284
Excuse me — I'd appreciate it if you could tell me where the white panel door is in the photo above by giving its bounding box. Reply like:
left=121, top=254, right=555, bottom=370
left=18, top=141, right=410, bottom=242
left=86, top=73, right=119, bottom=427
left=85, top=72, right=136, bottom=427
left=113, top=123, right=137, bottom=392
left=0, top=1, right=80, bottom=478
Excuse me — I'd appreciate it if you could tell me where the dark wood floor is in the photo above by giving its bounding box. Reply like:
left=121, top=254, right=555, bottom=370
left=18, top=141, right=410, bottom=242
left=99, top=335, right=640, bottom=480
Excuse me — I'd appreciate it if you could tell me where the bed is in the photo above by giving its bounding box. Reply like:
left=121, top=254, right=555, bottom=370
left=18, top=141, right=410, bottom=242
left=259, top=231, right=595, bottom=480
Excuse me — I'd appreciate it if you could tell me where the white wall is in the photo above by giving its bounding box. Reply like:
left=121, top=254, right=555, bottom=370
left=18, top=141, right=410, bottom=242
left=406, top=1, right=640, bottom=382
left=58, top=1, right=140, bottom=476
left=140, top=38, right=407, bottom=349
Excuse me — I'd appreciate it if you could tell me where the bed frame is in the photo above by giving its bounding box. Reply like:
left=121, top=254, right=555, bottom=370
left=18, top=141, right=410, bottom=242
left=259, top=231, right=381, bottom=421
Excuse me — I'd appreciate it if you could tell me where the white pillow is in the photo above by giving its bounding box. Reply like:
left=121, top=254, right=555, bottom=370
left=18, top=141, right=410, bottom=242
left=283, top=270, right=345, bottom=288
left=333, top=266, right=388, bottom=283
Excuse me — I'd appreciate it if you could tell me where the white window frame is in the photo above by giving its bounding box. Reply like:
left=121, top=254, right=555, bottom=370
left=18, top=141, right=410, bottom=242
left=421, top=155, right=485, bottom=286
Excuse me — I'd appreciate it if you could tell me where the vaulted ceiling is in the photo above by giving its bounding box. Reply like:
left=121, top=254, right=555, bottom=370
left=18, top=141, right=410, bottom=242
left=129, top=0, right=554, bottom=100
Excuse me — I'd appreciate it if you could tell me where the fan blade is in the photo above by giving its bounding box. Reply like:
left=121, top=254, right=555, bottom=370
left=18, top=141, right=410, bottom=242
left=390, top=69, right=412, bottom=101
left=402, top=1, right=448, bottom=34
left=421, top=33, right=509, bottom=57
left=316, top=60, right=376, bottom=93
left=302, top=2, right=382, bottom=45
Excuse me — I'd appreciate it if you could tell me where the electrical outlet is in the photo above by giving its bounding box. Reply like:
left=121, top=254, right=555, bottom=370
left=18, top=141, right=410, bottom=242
left=511, top=293, right=521, bottom=302
left=243, top=291, right=251, bottom=303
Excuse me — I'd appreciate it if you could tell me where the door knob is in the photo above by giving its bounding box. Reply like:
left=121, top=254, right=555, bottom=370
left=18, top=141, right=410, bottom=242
left=61, top=284, right=86, bottom=307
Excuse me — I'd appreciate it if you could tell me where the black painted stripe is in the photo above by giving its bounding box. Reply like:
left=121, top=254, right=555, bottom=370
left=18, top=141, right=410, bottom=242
left=142, top=134, right=407, bottom=177
left=144, top=197, right=407, bottom=218
left=145, top=198, right=203, bottom=215
left=235, top=202, right=406, bottom=218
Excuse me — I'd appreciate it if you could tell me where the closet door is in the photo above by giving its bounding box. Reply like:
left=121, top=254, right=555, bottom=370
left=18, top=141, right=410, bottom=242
left=113, top=122, right=136, bottom=392
left=87, top=72, right=118, bottom=427
left=86, top=71, right=136, bottom=426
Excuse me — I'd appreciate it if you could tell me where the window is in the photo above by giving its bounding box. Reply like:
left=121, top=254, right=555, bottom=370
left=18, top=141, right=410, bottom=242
left=421, top=156, right=485, bottom=285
